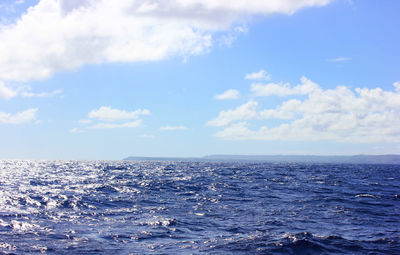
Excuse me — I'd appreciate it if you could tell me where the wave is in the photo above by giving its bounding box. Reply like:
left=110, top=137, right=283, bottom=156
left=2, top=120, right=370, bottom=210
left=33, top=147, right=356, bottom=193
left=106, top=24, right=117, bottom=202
left=206, top=232, right=400, bottom=254
left=0, top=160, right=399, bottom=254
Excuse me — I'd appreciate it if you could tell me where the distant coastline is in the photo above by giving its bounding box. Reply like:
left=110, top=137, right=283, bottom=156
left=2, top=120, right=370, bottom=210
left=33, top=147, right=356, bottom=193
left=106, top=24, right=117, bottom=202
left=124, top=154, right=400, bottom=164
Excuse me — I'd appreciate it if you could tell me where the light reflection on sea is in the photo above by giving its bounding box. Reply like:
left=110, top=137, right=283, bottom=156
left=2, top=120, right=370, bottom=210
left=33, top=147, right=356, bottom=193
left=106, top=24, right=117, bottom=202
left=0, top=160, right=399, bottom=254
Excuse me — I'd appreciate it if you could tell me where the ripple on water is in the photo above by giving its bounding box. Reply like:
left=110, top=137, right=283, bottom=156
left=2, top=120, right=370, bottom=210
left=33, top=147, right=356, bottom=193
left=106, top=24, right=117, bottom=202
left=0, top=160, right=399, bottom=254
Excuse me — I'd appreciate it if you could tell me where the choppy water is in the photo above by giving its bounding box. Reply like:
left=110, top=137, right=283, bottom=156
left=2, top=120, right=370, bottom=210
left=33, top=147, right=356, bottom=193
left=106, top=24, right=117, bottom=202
left=0, top=160, right=399, bottom=254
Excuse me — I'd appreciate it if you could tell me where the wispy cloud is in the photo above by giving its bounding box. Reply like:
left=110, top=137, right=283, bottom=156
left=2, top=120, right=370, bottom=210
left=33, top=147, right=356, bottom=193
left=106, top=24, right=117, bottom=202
left=245, top=70, right=271, bottom=81
left=72, top=106, right=149, bottom=133
left=0, top=81, right=17, bottom=100
left=21, top=89, right=63, bottom=98
left=251, top=77, right=320, bottom=97
left=69, top=127, right=85, bottom=133
left=78, top=119, right=92, bottom=124
left=393, top=81, right=400, bottom=91
left=141, top=134, right=155, bottom=139
left=215, top=89, right=240, bottom=100
left=160, top=126, right=188, bottom=131
left=0, top=82, right=63, bottom=100
left=89, top=106, right=149, bottom=122
left=217, top=25, right=248, bottom=47
left=0, top=108, right=38, bottom=124
left=90, top=120, right=142, bottom=129
left=328, top=57, right=352, bottom=62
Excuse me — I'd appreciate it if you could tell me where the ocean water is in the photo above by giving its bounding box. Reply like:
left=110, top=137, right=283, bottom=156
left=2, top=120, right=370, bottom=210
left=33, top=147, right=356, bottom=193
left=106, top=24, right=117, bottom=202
left=0, top=160, right=399, bottom=254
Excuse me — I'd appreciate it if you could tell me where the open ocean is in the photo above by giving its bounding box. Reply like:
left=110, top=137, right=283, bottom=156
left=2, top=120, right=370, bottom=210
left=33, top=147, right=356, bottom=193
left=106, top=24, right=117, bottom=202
left=0, top=160, right=399, bottom=254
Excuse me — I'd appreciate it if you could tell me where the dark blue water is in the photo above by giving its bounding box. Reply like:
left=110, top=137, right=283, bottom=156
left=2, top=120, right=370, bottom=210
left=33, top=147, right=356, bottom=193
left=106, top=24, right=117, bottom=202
left=0, top=160, right=399, bottom=254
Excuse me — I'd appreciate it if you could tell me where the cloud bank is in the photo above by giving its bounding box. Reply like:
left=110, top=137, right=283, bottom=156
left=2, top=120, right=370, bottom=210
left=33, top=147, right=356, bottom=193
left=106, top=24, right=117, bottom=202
left=0, top=0, right=332, bottom=83
left=208, top=77, right=400, bottom=143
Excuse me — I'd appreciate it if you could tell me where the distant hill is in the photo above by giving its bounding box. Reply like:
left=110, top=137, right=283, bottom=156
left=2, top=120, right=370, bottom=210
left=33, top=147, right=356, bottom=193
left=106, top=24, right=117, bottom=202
left=123, top=156, right=199, bottom=162
left=124, top=154, right=400, bottom=164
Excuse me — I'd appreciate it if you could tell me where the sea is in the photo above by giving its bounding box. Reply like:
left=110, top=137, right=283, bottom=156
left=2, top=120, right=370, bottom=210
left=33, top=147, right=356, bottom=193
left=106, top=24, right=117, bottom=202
left=0, top=160, right=399, bottom=254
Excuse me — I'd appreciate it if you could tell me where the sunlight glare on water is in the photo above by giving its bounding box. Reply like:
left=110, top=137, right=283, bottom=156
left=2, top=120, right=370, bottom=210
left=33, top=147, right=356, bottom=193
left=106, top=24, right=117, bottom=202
left=0, top=160, right=399, bottom=254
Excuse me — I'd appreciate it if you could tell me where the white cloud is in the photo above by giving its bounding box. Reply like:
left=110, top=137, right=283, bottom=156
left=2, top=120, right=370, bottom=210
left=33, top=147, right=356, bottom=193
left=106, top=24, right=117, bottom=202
left=394, top=81, right=400, bottom=91
left=69, top=127, right=85, bottom=133
left=90, top=120, right=142, bottom=129
left=89, top=106, right=149, bottom=122
left=251, top=76, right=321, bottom=96
left=21, top=89, right=62, bottom=98
left=0, top=82, right=62, bottom=99
left=0, top=0, right=332, bottom=83
left=141, top=134, right=155, bottom=138
left=245, top=69, right=271, bottom=81
left=217, top=25, right=248, bottom=47
left=159, top=125, right=188, bottom=131
left=207, top=100, right=258, bottom=127
left=0, top=108, right=38, bottom=124
left=215, top=89, right=240, bottom=100
left=209, top=77, right=400, bottom=143
left=76, top=106, right=149, bottom=131
left=259, top=99, right=301, bottom=119
left=78, top=119, right=92, bottom=124
left=328, top=56, right=352, bottom=62
left=0, top=81, right=17, bottom=99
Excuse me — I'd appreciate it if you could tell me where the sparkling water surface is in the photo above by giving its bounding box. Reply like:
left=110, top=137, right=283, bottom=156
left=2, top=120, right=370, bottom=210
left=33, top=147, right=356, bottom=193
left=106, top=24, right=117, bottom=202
left=0, top=160, right=399, bottom=254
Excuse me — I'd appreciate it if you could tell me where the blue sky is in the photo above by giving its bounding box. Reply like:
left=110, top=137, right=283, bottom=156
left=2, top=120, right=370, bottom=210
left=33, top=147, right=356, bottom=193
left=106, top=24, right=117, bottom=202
left=0, top=0, right=399, bottom=160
